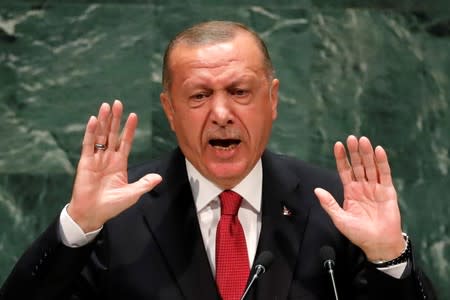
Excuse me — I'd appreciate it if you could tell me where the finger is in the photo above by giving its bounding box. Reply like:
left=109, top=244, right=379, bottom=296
left=314, top=188, right=347, bottom=229
left=95, top=102, right=111, bottom=146
left=359, top=136, right=378, bottom=182
left=347, top=135, right=365, bottom=181
left=375, top=146, right=393, bottom=186
left=118, top=113, right=138, bottom=157
left=107, top=100, right=123, bottom=151
left=334, top=141, right=354, bottom=185
left=126, top=173, right=163, bottom=199
left=81, top=116, right=98, bottom=156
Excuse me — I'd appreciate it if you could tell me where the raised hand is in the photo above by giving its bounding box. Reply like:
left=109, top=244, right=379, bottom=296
left=67, top=100, right=162, bottom=233
left=314, top=135, right=405, bottom=261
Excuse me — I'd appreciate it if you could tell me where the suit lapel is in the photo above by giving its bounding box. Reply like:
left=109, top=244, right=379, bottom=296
left=252, top=151, right=313, bottom=300
left=140, top=149, right=220, bottom=300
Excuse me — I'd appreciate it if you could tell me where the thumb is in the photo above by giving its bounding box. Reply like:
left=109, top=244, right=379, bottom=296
left=314, top=187, right=345, bottom=225
left=128, top=173, right=163, bottom=198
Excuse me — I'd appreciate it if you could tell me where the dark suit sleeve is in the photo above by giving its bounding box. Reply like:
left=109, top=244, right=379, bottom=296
left=328, top=233, right=436, bottom=300
left=334, top=223, right=436, bottom=300
left=0, top=218, right=97, bottom=300
left=363, top=249, right=437, bottom=300
left=363, top=266, right=436, bottom=300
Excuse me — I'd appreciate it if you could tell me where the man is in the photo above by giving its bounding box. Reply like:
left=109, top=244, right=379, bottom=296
left=0, top=21, right=435, bottom=300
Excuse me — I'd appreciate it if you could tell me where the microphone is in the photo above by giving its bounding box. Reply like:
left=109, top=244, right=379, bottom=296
left=320, top=246, right=339, bottom=300
left=240, top=251, right=274, bottom=300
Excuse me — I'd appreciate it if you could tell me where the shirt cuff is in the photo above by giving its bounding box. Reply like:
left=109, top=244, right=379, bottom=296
left=58, top=204, right=103, bottom=248
left=376, top=261, right=408, bottom=279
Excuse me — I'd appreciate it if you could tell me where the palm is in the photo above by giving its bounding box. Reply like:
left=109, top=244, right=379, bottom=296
left=74, top=150, right=129, bottom=209
left=342, top=181, right=399, bottom=240
left=68, top=101, right=161, bottom=232
left=315, top=136, right=404, bottom=261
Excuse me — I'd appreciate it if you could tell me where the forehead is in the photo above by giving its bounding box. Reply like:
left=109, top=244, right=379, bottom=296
left=168, top=32, right=267, bottom=79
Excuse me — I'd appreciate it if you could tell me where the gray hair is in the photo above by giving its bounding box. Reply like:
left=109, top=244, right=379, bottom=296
left=162, top=21, right=274, bottom=90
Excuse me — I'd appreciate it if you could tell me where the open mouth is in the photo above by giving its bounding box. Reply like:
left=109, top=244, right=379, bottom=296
left=209, top=139, right=241, bottom=150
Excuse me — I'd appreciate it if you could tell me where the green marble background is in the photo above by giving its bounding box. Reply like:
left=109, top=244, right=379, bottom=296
left=1, top=0, right=449, bottom=297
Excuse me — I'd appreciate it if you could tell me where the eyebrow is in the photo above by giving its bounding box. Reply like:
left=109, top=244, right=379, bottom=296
left=229, top=75, right=256, bottom=86
left=185, top=74, right=257, bottom=88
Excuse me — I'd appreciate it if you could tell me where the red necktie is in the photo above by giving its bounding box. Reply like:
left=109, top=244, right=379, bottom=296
left=216, top=190, right=250, bottom=300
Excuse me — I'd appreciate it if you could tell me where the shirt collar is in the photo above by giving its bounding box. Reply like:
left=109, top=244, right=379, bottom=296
left=185, top=159, right=262, bottom=214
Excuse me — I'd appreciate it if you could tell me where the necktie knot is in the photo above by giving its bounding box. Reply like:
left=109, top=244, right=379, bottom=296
left=219, top=190, right=242, bottom=216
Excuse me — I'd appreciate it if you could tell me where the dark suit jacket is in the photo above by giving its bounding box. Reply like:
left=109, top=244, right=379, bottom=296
left=0, top=149, right=435, bottom=300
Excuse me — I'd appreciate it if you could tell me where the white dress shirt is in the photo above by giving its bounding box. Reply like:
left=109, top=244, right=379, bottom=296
left=185, top=159, right=262, bottom=274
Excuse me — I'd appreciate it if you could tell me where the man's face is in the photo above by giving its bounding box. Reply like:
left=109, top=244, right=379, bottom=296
left=161, top=31, right=279, bottom=189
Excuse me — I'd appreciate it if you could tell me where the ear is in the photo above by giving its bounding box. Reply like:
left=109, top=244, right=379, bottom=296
left=270, top=78, right=279, bottom=120
left=160, top=92, right=176, bottom=131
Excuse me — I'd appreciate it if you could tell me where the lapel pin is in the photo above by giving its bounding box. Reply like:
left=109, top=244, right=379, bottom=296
left=282, top=205, right=292, bottom=216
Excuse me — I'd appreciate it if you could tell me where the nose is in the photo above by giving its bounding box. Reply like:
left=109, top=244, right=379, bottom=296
left=210, top=93, right=233, bottom=127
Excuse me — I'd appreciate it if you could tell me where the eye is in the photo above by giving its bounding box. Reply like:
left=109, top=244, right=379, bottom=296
left=193, top=93, right=206, bottom=100
left=231, top=89, right=249, bottom=97
left=188, top=91, right=212, bottom=108
left=190, top=92, right=210, bottom=101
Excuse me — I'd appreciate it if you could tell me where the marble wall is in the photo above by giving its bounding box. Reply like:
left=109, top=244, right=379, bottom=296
left=1, top=0, right=449, bottom=297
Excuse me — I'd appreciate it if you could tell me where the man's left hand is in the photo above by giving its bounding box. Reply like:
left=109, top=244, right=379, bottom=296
left=314, top=135, right=406, bottom=262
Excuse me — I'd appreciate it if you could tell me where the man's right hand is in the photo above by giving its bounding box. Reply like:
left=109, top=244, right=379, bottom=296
left=67, top=100, right=162, bottom=233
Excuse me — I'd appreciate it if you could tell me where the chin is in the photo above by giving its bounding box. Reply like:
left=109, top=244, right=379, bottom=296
left=207, top=163, right=248, bottom=187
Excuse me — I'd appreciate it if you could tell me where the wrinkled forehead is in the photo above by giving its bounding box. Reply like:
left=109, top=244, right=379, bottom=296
left=163, top=30, right=272, bottom=92
left=168, top=33, right=266, bottom=71
left=172, top=49, right=266, bottom=95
